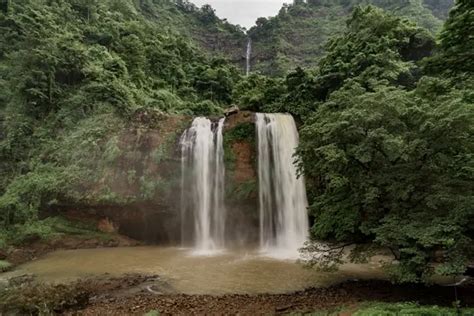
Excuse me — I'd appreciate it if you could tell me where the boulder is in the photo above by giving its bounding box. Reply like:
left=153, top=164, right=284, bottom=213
left=224, top=105, right=239, bottom=117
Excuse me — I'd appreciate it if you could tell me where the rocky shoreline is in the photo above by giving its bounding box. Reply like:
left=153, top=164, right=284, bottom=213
left=73, top=279, right=474, bottom=315
left=1, top=271, right=473, bottom=315
left=1, top=234, right=140, bottom=267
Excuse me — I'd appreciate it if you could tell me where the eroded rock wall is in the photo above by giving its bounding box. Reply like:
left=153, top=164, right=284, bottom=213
left=48, top=110, right=260, bottom=245
left=46, top=110, right=189, bottom=243
left=223, top=111, right=259, bottom=246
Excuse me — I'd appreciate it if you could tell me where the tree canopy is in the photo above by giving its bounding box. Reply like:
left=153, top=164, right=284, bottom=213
left=247, top=0, right=452, bottom=75
left=296, top=2, right=473, bottom=282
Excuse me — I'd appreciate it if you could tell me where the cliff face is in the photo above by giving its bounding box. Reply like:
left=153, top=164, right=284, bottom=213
left=50, top=110, right=189, bottom=243
left=191, top=25, right=248, bottom=69
left=224, top=111, right=259, bottom=245
left=52, top=110, right=259, bottom=244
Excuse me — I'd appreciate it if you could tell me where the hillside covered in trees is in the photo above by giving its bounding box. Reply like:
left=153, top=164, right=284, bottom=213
left=248, top=0, right=454, bottom=75
left=237, top=1, right=473, bottom=282
left=0, top=0, right=244, bottom=246
left=0, top=0, right=472, bottom=291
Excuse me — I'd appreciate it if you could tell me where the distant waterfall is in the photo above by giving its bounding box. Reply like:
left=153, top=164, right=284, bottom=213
left=256, top=113, right=309, bottom=259
left=180, top=117, right=226, bottom=254
left=246, top=38, right=252, bottom=76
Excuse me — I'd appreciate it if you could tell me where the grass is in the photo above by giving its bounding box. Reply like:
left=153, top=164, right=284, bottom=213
left=0, top=260, right=12, bottom=273
left=352, top=302, right=474, bottom=316
left=0, top=216, right=115, bottom=248
left=297, top=302, right=474, bottom=316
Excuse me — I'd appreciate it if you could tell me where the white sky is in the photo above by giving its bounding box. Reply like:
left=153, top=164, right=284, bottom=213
left=190, top=0, right=289, bottom=29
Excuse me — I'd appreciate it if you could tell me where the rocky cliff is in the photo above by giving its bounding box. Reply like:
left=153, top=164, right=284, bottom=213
left=47, top=110, right=188, bottom=243
left=223, top=111, right=259, bottom=245
left=50, top=110, right=259, bottom=244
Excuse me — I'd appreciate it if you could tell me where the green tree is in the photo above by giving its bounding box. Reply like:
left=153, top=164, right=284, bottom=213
left=317, top=6, right=435, bottom=97
left=297, top=5, right=473, bottom=282
left=232, top=73, right=285, bottom=112
left=426, top=0, right=474, bottom=74
left=0, top=0, right=10, bottom=14
left=299, top=81, right=473, bottom=282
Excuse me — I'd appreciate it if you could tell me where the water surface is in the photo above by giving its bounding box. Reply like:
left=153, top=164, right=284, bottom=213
left=3, top=247, right=388, bottom=295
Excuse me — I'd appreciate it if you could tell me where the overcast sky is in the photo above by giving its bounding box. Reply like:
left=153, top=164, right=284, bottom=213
left=190, top=0, right=288, bottom=29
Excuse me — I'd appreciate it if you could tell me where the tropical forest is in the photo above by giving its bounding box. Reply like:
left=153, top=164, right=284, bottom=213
left=0, top=0, right=473, bottom=314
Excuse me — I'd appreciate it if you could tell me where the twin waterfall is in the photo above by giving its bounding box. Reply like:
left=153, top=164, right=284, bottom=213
left=180, top=114, right=309, bottom=258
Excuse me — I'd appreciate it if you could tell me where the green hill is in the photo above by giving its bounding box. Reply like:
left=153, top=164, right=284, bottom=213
left=135, top=0, right=247, bottom=67
left=247, top=0, right=454, bottom=75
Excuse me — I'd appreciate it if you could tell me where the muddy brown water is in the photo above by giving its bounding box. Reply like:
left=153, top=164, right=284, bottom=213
left=3, top=247, right=388, bottom=295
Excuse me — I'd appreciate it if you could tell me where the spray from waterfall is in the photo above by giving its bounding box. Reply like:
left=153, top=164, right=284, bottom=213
left=256, top=113, right=309, bottom=259
left=180, top=117, right=226, bottom=254
left=246, top=38, right=252, bottom=76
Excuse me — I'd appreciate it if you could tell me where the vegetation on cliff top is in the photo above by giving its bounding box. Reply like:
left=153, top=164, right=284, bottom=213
left=136, top=0, right=247, bottom=65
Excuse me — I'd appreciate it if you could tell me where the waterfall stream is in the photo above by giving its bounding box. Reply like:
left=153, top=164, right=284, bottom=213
left=180, top=117, right=226, bottom=254
left=180, top=113, right=308, bottom=258
left=256, top=113, right=309, bottom=259
left=246, top=38, right=252, bottom=76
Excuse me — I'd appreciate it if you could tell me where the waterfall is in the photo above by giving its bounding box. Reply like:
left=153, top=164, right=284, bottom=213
left=256, top=113, right=309, bottom=259
left=180, top=117, right=226, bottom=254
left=246, top=38, right=252, bottom=76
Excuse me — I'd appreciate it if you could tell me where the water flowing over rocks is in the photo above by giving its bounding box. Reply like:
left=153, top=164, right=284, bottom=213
left=246, top=38, right=252, bottom=76
left=177, top=112, right=309, bottom=255
left=256, top=113, right=309, bottom=258
left=41, top=110, right=311, bottom=258
left=179, top=117, right=227, bottom=253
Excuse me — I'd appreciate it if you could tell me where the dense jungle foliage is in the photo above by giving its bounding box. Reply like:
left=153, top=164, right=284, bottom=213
left=0, top=0, right=472, bottom=283
left=238, top=0, right=473, bottom=282
left=248, top=0, right=454, bottom=75
left=0, top=0, right=242, bottom=247
left=294, top=3, right=473, bottom=282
